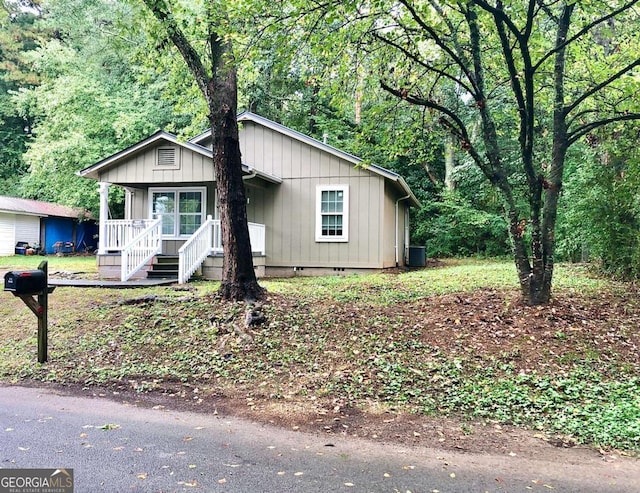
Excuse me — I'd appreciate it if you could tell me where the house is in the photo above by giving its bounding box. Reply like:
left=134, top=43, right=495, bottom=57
left=78, top=112, right=420, bottom=282
left=0, top=195, right=96, bottom=256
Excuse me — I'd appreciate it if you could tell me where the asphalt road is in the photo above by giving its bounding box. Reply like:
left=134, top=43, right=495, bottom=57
left=1, top=385, right=638, bottom=492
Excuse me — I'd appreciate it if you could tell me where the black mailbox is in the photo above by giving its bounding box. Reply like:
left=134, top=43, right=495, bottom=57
left=4, top=270, right=47, bottom=295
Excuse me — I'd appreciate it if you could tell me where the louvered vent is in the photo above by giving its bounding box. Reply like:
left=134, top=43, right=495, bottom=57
left=157, top=148, right=176, bottom=167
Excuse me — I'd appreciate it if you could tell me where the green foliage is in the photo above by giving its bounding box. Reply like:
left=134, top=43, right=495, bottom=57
left=7, top=0, right=193, bottom=212
left=417, top=192, right=509, bottom=257
left=0, top=4, right=45, bottom=195
left=558, top=128, right=640, bottom=278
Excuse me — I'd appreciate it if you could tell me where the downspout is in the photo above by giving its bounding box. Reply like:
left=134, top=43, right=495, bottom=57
left=242, top=168, right=257, bottom=181
left=395, top=193, right=411, bottom=267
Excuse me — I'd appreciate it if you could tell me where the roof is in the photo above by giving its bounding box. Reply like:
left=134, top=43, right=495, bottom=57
left=190, top=112, right=420, bottom=207
left=78, top=130, right=282, bottom=184
left=0, top=195, right=89, bottom=219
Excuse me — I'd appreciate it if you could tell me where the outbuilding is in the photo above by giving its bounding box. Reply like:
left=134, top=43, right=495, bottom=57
left=0, top=195, right=95, bottom=255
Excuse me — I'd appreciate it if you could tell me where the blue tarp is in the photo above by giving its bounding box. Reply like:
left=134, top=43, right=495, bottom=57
left=42, top=217, right=75, bottom=254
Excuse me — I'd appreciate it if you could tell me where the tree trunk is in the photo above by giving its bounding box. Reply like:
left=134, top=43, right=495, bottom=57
left=141, top=0, right=264, bottom=301
left=208, top=41, right=264, bottom=302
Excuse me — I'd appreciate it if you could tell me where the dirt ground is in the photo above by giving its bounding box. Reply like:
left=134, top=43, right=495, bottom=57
left=32, top=284, right=639, bottom=463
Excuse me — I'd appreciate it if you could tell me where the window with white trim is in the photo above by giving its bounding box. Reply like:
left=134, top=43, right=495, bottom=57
left=150, top=187, right=206, bottom=237
left=316, top=185, right=349, bottom=242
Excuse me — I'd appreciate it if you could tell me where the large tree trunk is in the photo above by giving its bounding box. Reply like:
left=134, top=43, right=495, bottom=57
left=208, top=40, right=264, bottom=302
left=141, top=0, right=264, bottom=301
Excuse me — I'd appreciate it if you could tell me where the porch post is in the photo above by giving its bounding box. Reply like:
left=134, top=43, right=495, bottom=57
left=98, top=182, right=110, bottom=255
left=124, top=187, right=134, bottom=220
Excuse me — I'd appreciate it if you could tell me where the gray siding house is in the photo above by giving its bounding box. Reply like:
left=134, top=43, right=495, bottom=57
left=79, top=112, right=420, bottom=282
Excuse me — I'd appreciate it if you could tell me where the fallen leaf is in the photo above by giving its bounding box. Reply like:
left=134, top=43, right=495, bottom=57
left=183, top=436, right=193, bottom=442
left=99, top=423, right=120, bottom=430
left=179, top=480, right=198, bottom=487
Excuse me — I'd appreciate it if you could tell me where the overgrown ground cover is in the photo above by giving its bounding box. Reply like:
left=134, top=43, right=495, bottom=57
left=0, top=258, right=638, bottom=452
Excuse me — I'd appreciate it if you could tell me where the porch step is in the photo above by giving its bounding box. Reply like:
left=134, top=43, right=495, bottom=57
left=147, top=255, right=179, bottom=280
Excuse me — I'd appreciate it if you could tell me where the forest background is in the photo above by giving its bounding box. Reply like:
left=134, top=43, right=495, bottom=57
left=2, top=0, right=640, bottom=280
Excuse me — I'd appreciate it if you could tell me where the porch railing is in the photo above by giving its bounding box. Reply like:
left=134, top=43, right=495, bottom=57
left=178, top=218, right=266, bottom=284
left=121, top=217, right=163, bottom=281
left=248, top=222, right=266, bottom=256
left=103, top=219, right=158, bottom=251
left=178, top=216, right=215, bottom=284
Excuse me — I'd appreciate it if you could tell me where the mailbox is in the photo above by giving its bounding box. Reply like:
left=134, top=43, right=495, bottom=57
left=4, top=270, right=47, bottom=295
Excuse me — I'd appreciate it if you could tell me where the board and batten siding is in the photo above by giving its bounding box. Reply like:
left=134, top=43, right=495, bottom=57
left=96, top=144, right=215, bottom=185
left=382, top=181, right=410, bottom=268
left=240, top=121, right=386, bottom=269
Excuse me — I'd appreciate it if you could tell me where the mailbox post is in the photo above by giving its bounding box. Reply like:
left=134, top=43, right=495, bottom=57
left=3, top=260, right=55, bottom=363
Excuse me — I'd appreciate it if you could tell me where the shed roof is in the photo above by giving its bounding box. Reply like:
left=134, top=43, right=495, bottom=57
left=0, top=195, right=88, bottom=219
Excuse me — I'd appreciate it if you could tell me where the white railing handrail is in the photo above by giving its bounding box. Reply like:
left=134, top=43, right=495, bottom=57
left=103, top=219, right=157, bottom=252
left=178, top=215, right=215, bottom=284
left=121, top=217, right=163, bottom=281
left=248, top=222, right=266, bottom=256
left=177, top=219, right=266, bottom=284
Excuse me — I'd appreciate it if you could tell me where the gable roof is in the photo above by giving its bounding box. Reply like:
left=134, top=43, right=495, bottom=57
left=190, top=111, right=420, bottom=207
left=0, top=195, right=88, bottom=219
left=78, top=130, right=282, bottom=184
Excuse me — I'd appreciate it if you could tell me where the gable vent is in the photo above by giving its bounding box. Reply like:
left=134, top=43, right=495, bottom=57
left=157, top=147, right=177, bottom=167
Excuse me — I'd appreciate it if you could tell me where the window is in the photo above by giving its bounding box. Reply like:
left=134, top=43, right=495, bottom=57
left=316, top=185, right=349, bottom=242
left=150, top=187, right=206, bottom=237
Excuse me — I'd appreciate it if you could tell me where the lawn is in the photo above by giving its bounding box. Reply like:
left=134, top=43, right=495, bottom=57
left=0, top=258, right=638, bottom=452
left=0, top=254, right=98, bottom=274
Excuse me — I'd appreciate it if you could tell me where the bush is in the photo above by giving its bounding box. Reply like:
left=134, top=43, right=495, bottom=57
left=414, top=192, right=510, bottom=257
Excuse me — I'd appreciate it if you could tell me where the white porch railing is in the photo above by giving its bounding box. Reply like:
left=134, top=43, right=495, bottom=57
left=103, top=219, right=158, bottom=251
left=178, top=216, right=215, bottom=284
left=248, top=222, right=266, bottom=256
left=178, top=218, right=266, bottom=284
left=121, top=217, right=163, bottom=281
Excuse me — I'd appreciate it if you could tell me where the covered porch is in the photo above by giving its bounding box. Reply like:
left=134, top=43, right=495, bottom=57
left=95, top=182, right=266, bottom=283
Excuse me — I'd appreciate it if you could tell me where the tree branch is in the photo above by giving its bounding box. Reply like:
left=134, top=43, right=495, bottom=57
left=141, top=0, right=212, bottom=103
left=568, top=113, right=640, bottom=146
left=397, top=0, right=480, bottom=95
left=533, top=0, right=639, bottom=72
left=371, top=31, right=476, bottom=96
left=565, top=58, right=640, bottom=115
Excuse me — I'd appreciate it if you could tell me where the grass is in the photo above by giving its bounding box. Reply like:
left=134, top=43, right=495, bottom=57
left=0, top=254, right=98, bottom=273
left=0, top=258, right=638, bottom=451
